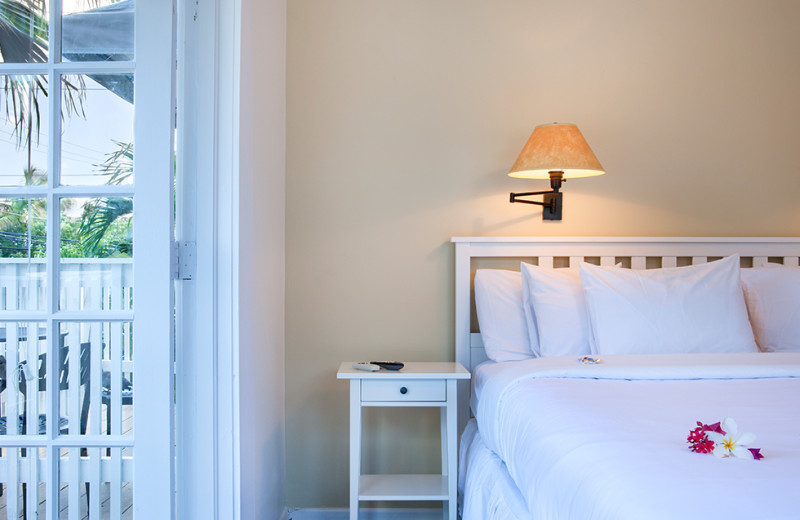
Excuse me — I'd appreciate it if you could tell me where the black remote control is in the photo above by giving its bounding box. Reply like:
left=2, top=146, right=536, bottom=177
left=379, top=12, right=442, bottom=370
left=370, top=361, right=404, bottom=371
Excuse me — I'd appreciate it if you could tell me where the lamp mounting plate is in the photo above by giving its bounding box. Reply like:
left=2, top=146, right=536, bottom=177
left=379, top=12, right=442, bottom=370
left=542, top=192, right=562, bottom=220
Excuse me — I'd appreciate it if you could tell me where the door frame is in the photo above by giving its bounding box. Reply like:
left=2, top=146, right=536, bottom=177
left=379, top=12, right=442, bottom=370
left=175, top=0, right=241, bottom=518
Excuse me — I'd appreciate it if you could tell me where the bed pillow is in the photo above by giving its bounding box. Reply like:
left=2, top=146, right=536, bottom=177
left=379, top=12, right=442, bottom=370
left=740, top=264, right=800, bottom=353
left=520, top=263, right=592, bottom=357
left=580, top=255, right=758, bottom=355
left=474, top=269, right=536, bottom=362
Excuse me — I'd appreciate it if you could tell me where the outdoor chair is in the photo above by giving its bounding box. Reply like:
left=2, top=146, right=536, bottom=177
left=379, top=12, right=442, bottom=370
left=0, top=342, right=89, bottom=517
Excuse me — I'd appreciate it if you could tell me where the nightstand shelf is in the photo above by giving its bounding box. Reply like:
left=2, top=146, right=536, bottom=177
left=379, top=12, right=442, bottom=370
left=359, top=474, right=448, bottom=501
left=338, top=362, right=470, bottom=520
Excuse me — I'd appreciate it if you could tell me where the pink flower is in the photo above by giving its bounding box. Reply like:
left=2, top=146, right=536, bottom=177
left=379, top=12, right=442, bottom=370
left=702, top=422, right=725, bottom=435
left=748, top=448, right=764, bottom=460
left=687, top=425, right=716, bottom=454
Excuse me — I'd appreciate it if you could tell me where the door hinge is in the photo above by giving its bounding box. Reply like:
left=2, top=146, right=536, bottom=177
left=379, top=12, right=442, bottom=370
left=172, top=240, right=197, bottom=281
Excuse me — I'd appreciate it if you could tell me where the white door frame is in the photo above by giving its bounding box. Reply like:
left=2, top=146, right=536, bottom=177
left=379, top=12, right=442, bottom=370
left=175, top=0, right=241, bottom=518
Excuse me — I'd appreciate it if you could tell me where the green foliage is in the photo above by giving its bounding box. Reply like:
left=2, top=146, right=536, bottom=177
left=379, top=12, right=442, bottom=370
left=0, top=142, right=134, bottom=259
left=77, top=197, right=132, bottom=258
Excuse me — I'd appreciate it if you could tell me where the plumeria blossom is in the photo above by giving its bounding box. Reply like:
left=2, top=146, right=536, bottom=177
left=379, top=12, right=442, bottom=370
left=687, top=418, right=763, bottom=460
left=706, top=418, right=758, bottom=459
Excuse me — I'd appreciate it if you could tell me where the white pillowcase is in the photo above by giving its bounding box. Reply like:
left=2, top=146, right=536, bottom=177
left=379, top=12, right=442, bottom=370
left=740, top=263, right=800, bottom=353
left=474, top=269, right=536, bottom=362
left=579, top=255, right=758, bottom=355
left=520, top=263, right=593, bottom=357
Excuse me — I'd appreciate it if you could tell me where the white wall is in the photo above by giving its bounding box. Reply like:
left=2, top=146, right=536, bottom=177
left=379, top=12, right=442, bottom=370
left=239, top=0, right=287, bottom=518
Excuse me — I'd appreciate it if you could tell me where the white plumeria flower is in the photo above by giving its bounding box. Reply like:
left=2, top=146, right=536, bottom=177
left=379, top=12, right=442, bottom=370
left=707, top=417, right=757, bottom=459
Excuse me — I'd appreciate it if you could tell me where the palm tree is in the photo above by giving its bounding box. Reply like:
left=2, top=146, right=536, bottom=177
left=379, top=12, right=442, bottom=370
left=0, top=166, right=46, bottom=256
left=78, top=140, right=133, bottom=257
left=0, top=0, right=87, bottom=149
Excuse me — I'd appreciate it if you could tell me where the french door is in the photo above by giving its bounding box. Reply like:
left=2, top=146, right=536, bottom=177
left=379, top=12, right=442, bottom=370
left=0, top=0, right=176, bottom=518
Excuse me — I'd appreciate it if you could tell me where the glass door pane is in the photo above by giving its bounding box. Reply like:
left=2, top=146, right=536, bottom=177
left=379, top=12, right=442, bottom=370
left=0, top=0, right=49, bottom=63
left=0, top=74, right=49, bottom=186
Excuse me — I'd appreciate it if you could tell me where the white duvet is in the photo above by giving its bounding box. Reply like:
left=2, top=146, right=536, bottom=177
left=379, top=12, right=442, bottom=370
left=474, top=353, right=800, bottom=520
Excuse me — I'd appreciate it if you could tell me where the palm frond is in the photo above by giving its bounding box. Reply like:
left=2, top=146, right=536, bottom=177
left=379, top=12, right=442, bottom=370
left=79, top=197, right=132, bottom=257
left=96, top=140, right=133, bottom=185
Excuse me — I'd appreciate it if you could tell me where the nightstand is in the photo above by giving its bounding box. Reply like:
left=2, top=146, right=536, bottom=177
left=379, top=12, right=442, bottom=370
left=337, top=362, right=470, bottom=520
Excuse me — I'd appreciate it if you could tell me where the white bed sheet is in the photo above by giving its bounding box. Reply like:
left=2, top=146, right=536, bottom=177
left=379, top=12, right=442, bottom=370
left=459, top=419, right=530, bottom=520
left=474, top=352, right=800, bottom=520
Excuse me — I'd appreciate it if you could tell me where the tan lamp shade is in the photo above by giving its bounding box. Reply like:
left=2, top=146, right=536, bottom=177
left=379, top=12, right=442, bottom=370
left=509, top=123, right=605, bottom=179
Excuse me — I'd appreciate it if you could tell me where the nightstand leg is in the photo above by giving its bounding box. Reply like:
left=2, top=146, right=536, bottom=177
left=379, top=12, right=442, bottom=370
left=441, top=404, right=448, bottom=520
left=445, top=380, right=457, bottom=520
left=350, top=380, right=361, bottom=520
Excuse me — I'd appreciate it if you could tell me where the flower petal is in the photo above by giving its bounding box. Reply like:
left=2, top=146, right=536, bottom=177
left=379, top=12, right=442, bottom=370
left=737, top=432, right=757, bottom=446
left=713, top=445, right=727, bottom=458
left=705, top=421, right=725, bottom=435
left=721, top=417, right=738, bottom=436
left=706, top=432, right=724, bottom=443
left=731, top=445, right=753, bottom=459
left=749, top=448, right=764, bottom=460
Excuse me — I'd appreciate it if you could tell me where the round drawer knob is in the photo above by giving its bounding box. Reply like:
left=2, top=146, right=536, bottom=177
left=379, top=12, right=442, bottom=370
left=400, top=386, right=408, bottom=395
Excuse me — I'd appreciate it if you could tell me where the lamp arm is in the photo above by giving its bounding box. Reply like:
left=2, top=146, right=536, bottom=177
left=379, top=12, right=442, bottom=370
left=509, top=188, right=563, bottom=220
left=510, top=189, right=556, bottom=202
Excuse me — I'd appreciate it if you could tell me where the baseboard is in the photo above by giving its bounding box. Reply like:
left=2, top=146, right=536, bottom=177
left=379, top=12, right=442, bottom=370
left=287, top=508, right=443, bottom=520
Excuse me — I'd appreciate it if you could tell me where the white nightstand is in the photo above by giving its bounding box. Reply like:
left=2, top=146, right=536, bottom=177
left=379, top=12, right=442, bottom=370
left=337, top=362, right=470, bottom=520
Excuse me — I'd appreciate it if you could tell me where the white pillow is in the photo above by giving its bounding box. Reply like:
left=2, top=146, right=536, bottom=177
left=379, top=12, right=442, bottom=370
left=474, top=269, right=536, bottom=362
left=740, top=263, right=800, bottom=353
left=520, top=263, right=593, bottom=357
left=579, top=255, right=758, bottom=355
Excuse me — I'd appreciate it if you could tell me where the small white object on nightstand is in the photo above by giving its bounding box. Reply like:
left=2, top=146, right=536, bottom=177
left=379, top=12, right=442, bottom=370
left=352, top=362, right=379, bottom=371
left=337, top=361, right=470, bottom=520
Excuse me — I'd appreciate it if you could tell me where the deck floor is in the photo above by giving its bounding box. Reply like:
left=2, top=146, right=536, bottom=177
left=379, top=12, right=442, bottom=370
left=0, top=406, right=134, bottom=520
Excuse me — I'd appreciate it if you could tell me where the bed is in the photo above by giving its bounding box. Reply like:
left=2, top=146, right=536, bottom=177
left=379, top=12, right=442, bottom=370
left=451, top=237, right=800, bottom=520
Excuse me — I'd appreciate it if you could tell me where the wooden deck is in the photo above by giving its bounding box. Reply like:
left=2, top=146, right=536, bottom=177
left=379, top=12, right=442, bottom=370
left=0, top=406, right=134, bottom=520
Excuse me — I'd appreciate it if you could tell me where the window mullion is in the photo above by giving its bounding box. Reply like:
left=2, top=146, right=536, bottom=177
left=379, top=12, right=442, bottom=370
left=45, top=1, right=62, bottom=518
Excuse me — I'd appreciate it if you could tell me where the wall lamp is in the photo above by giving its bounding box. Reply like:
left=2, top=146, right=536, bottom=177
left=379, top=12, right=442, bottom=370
left=509, top=123, right=605, bottom=220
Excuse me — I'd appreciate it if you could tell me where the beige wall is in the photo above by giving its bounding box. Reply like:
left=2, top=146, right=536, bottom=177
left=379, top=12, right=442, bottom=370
left=286, top=0, right=800, bottom=507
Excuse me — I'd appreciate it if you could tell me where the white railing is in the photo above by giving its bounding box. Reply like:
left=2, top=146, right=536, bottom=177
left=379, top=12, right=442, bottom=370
left=0, top=258, right=135, bottom=517
left=0, top=257, right=134, bottom=312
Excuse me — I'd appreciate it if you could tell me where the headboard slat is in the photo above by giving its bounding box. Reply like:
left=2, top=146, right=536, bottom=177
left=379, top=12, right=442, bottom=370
left=600, top=256, right=615, bottom=267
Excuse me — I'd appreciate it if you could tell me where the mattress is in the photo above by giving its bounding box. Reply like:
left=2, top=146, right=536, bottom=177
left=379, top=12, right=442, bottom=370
left=471, top=352, right=800, bottom=520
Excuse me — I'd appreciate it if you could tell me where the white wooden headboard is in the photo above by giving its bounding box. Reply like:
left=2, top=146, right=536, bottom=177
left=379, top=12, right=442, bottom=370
left=451, top=236, right=800, bottom=435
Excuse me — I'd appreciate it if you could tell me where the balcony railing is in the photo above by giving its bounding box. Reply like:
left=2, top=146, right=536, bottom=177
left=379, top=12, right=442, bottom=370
left=0, top=258, right=134, bottom=517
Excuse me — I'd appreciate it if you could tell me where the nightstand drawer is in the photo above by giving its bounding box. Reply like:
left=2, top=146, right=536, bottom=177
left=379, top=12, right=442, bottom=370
left=361, top=379, right=446, bottom=402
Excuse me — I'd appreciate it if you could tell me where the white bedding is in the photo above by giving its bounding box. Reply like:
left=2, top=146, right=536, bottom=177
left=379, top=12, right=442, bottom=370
left=459, top=419, right=530, bottom=520
left=473, top=353, right=800, bottom=520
